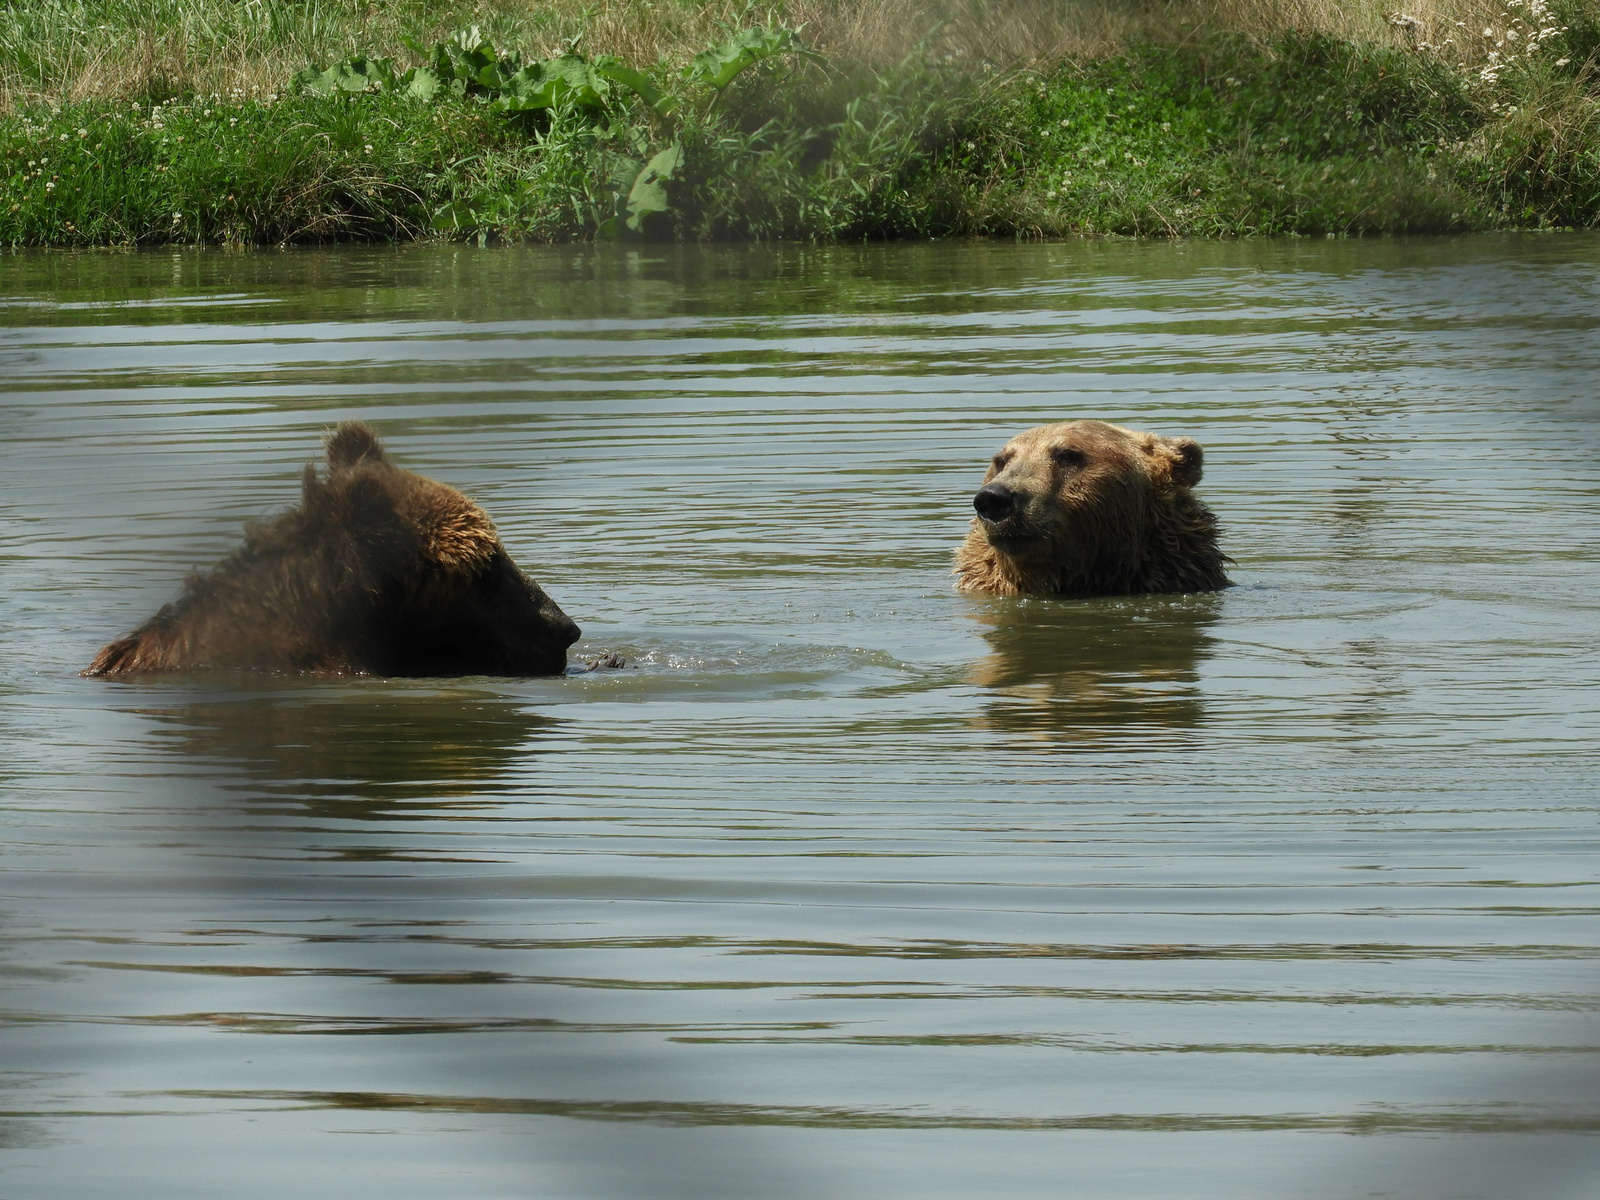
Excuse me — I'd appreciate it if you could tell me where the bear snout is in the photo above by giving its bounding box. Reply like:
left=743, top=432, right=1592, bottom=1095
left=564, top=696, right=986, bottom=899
left=526, top=583, right=582, bottom=651
left=551, top=612, right=582, bottom=649
left=517, top=584, right=582, bottom=659
left=974, top=483, right=1019, bottom=524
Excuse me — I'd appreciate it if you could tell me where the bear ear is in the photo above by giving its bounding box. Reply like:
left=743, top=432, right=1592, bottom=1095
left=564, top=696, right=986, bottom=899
left=1154, top=436, right=1204, bottom=487
left=404, top=483, right=500, bottom=576
left=325, top=421, right=386, bottom=471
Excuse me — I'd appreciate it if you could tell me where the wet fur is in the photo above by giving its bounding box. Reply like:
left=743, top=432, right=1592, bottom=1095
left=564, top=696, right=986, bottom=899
left=954, top=420, right=1230, bottom=597
left=84, top=422, right=580, bottom=677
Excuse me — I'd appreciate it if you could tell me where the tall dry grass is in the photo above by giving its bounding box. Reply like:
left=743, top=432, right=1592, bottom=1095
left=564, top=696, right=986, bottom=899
left=0, top=0, right=1554, bottom=110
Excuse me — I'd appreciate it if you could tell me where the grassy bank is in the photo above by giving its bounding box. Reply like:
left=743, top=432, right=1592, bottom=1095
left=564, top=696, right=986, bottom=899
left=3, top=0, right=1598, bottom=245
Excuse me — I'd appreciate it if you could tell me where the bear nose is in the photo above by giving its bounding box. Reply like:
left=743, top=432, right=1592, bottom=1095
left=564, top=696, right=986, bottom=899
left=973, top=483, right=1017, bottom=524
left=543, top=606, right=581, bottom=648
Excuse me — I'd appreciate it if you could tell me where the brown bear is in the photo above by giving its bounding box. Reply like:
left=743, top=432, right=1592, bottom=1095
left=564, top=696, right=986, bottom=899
left=83, top=422, right=581, bottom=677
left=953, top=420, right=1230, bottom=597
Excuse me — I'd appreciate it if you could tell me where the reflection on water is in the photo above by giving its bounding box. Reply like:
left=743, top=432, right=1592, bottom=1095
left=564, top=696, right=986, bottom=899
left=138, top=688, right=556, bottom=819
left=1, top=236, right=1599, bottom=1200
left=969, top=594, right=1218, bottom=748
left=132, top=1087, right=1600, bottom=1131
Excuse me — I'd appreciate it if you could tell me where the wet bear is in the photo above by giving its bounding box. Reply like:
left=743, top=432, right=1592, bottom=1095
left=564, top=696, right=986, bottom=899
left=954, top=420, right=1230, bottom=597
left=84, top=422, right=581, bottom=676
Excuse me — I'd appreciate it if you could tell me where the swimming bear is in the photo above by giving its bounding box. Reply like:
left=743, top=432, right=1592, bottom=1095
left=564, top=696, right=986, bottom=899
left=84, top=422, right=581, bottom=676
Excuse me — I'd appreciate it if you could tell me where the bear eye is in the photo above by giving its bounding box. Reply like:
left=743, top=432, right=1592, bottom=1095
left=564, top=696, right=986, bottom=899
left=1052, top=446, right=1087, bottom=470
left=992, top=451, right=1014, bottom=470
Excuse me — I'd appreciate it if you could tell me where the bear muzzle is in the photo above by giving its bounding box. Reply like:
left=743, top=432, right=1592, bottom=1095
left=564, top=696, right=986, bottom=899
left=526, top=589, right=582, bottom=657
left=548, top=610, right=582, bottom=650
left=974, top=483, right=1019, bottom=525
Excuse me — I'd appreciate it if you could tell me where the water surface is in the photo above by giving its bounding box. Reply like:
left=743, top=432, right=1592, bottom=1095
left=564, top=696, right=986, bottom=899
left=2, top=237, right=1599, bottom=1199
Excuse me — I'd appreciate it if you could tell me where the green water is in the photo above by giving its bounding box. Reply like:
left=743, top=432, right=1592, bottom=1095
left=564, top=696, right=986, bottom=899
left=1, top=236, right=1598, bottom=1199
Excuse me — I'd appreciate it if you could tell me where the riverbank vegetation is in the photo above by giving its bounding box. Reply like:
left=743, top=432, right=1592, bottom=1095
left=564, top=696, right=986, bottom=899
left=3, top=0, right=1598, bottom=245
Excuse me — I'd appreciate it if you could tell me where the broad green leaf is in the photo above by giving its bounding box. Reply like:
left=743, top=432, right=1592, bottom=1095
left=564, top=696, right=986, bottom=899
left=450, top=26, right=493, bottom=58
left=362, top=59, right=392, bottom=91
left=293, top=56, right=399, bottom=96
left=625, top=142, right=683, bottom=231
left=685, top=26, right=816, bottom=91
left=608, top=155, right=644, bottom=191
left=471, top=55, right=522, bottom=93
left=429, top=27, right=502, bottom=89
left=592, top=56, right=675, bottom=116
left=492, top=54, right=610, bottom=112
left=289, top=64, right=332, bottom=97
left=403, top=66, right=443, bottom=101
left=295, top=29, right=683, bottom=119
left=539, top=54, right=610, bottom=108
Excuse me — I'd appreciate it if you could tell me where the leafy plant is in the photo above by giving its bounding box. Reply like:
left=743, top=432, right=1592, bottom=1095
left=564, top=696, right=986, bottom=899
left=686, top=25, right=823, bottom=101
left=292, top=21, right=821, bottom=234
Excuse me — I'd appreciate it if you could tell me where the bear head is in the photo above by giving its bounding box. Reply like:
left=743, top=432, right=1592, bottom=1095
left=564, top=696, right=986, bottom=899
left=291, top=422, right=582, bottom=676
left=954, top=420, right=1228, bottom=596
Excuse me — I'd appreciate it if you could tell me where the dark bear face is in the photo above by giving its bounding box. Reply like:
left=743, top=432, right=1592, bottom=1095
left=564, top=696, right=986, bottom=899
left=390, top=546, right=581, bottom=677
left=971, top=420, right=1203, bottom=571
left=309, top=429, right=581, bottom=677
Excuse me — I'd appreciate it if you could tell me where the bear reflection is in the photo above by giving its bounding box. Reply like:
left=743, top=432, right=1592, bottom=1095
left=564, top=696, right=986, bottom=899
left=970, top=595, right=1220, bottom=749
left=144, top=688, right=552, bottom=822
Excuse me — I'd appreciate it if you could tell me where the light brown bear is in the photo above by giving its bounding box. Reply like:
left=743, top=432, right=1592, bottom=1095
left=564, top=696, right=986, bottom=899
left=954, top=420, right=1230, bottom=596
left=84, top=422, right=581, bottom=677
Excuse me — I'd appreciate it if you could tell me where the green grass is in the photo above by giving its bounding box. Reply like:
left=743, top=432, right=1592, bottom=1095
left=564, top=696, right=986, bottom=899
left=986, top=35, right=1495, bottom=236
left=3, top=11, right=1598, bottom=246
left=1, top=95, right=518, bottom=244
